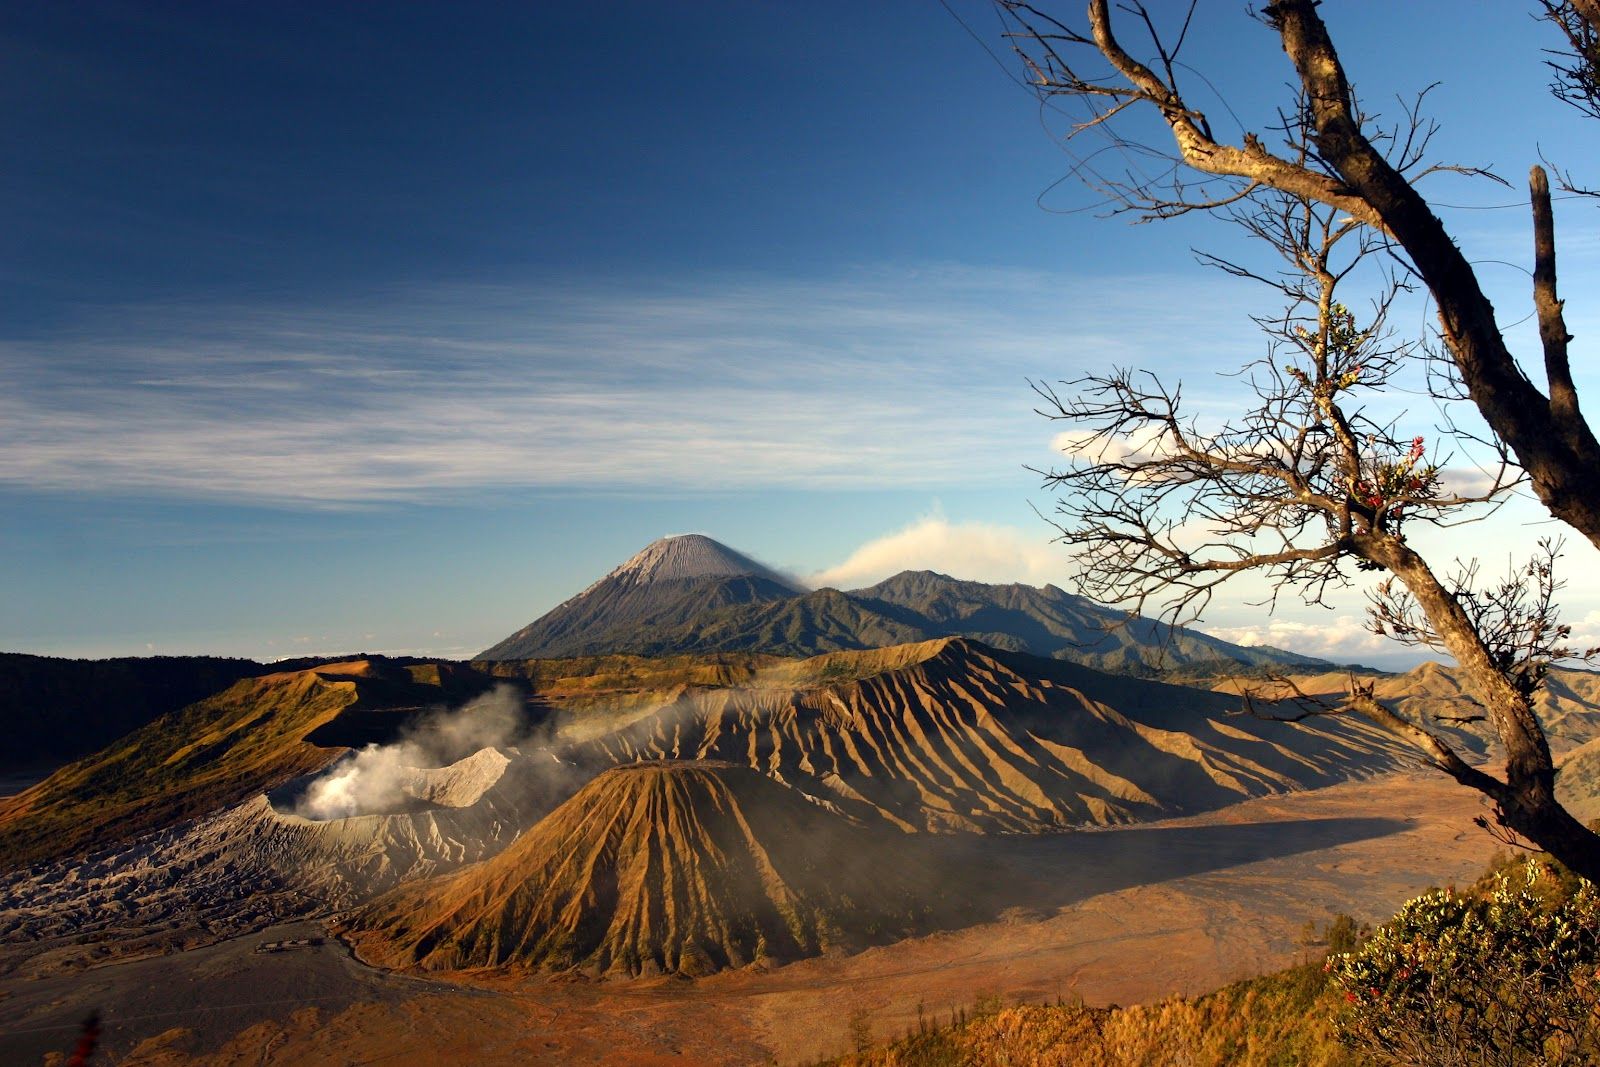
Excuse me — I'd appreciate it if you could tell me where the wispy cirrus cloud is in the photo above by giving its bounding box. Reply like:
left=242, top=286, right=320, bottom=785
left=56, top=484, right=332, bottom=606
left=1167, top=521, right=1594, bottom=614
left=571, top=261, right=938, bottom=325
left=0, top=265, right=1257, bottom=505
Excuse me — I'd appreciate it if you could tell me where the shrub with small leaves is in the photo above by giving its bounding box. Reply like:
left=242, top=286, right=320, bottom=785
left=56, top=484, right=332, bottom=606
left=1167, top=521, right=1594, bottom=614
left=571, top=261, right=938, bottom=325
left=1328, top=860, right=1600, bottom=1066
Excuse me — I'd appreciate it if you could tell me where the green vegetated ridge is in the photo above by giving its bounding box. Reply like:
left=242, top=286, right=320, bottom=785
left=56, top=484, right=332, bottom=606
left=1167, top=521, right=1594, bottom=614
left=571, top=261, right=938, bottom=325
left=0, top=659, right=501, bottom=868
left=0, top=653, right=272, bottom=773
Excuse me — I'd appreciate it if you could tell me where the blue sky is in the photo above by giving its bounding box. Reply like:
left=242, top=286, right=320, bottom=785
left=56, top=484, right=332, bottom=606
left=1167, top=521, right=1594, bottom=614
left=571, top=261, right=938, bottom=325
left=5, top=1, right=1600, bottom=666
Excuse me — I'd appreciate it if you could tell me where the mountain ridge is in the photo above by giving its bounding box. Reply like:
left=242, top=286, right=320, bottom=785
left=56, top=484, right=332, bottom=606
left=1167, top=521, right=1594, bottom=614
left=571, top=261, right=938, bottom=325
left=481, top=537, right=1331, bottom=676
left=0, top=658, right=507, bottom=868
left=587, top=533, right=803, bottom=590
left=481, top=535, right=805, bottom=660
left=553, top=636, right=1410, bottom=833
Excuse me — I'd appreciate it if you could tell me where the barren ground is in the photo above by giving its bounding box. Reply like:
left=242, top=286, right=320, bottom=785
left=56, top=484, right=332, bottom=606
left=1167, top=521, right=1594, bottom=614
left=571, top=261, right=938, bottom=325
left=0, top=768, right=1501, bottom=1066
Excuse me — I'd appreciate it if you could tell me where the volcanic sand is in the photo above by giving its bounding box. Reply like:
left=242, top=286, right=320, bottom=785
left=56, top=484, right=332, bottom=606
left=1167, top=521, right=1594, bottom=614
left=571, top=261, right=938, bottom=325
left=0, top=766, right=1500, bottom=1066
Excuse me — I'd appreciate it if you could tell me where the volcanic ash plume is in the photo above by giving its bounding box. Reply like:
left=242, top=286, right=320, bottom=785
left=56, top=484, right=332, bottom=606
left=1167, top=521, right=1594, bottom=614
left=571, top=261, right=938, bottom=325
left=295, top=685, right=525, bottom=820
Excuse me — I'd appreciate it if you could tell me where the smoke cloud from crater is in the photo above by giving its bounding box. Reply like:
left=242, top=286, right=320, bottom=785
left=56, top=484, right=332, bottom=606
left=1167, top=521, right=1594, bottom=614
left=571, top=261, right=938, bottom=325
left=295, top=685, right=531, bottom=820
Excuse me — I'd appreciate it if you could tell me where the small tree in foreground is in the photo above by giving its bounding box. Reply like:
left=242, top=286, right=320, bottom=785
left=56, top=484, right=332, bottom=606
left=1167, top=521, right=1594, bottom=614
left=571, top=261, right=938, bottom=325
left=1033, top=168, right=1600, bottom=879
left=1330, top=860, right=1600, bottom=1066
left=1002, top=0, right=1600, bottom=549
left=1003, top=0, right=1600, bottom=880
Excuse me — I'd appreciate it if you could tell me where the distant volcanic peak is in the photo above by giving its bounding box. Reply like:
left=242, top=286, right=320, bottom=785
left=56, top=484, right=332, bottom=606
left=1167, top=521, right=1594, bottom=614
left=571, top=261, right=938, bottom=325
left=476, top=535, right=808, bottom=660
left=481, top=537, right=1334, bottom=669
left=852, top=569, right=974, bottom=595
left=605, top=534, right=803, bottom=591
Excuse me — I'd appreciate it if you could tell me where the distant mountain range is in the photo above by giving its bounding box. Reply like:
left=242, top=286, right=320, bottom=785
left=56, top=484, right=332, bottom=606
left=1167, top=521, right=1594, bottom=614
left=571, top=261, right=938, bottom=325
left=479, top=533, right=1329, bottom=676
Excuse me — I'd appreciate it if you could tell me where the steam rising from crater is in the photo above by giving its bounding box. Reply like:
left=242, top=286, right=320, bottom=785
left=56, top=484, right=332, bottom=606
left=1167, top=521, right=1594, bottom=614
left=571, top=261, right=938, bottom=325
left=296, top=685, right=527, bottom=820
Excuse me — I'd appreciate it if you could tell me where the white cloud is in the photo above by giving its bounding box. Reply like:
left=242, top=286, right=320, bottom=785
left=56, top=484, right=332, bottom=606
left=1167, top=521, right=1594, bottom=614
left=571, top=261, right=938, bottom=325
left=1564, top=610, right=1600, bottom=657
left=1434, top=465, right=1517, bottom=499
left=1050, top=425, right=1171, bottom=466
left=810, top=515, right=1066, bottom=589
left=1204, top=615, right=1390, bottom=663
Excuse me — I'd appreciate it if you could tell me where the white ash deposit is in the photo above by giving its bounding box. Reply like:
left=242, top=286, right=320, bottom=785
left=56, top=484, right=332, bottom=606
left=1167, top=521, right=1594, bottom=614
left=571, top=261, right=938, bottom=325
left=286, top=744, right=511, bottom=819
left=0, top=745, right=571, bottom=974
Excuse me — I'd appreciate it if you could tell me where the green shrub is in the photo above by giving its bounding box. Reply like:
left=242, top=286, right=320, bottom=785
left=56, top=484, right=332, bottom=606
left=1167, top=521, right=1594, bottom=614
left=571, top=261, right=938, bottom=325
left=1329, top=859, right=1600, bottom=1066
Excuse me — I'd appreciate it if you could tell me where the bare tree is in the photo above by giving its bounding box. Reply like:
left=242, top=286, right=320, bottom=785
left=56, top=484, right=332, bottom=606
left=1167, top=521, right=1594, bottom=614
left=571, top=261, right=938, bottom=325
left=1540, top=0, right=1600, bottom=120
left=1001, top=0, right=1600, bottom=546
left=1003, top=2, right=1600, bottom=878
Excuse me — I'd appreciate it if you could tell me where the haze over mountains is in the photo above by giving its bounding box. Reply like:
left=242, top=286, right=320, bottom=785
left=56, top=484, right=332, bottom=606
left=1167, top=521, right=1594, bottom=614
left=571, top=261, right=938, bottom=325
left=481, top=533, right=1328, bottom=675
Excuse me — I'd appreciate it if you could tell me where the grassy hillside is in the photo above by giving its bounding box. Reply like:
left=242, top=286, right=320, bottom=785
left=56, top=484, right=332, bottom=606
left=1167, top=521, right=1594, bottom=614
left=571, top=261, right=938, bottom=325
left=0, top=653, right=271, bottom=774
left=0, top=659, right=500, bottom=868
left=826, top=850, right=1598, bottom=1067
left=820, top=960, right=1359, bottom=1067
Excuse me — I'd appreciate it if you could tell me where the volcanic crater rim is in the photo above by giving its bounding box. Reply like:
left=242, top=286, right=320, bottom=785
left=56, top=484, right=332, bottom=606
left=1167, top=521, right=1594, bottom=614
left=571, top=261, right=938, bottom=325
left=266, top=745, right=512, bottom=821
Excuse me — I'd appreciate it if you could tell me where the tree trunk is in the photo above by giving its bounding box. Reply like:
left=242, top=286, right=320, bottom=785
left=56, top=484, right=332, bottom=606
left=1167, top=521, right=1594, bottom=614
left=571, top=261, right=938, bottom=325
left=1354, top=531, right=1600, bottom=882
left=1267, top=0, right=1600, bottom=552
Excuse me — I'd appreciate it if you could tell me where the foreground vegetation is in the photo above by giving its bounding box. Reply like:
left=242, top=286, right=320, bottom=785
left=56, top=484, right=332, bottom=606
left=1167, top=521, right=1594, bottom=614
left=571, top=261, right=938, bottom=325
left=822, top=957, right=1356, bottom=1067
left=824, top=854, right=1600, bottom=1066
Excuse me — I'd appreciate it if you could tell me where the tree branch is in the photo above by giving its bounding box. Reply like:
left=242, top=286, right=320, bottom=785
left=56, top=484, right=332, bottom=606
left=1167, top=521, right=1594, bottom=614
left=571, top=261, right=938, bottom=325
left=1265, top=0, right=1600, bottom=552
left=1081, top=0, right=1384, bottom=229
left=1531, top=165, right=1582, bottom=436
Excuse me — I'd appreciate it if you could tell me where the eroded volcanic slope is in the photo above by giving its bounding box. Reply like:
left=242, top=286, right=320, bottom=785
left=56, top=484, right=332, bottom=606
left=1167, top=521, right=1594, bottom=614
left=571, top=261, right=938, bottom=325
left=558, top=637, right=1414, bottom=833
left=1258, top=662, right=1600, bottom=756
left=0, top=743, right=579, bottom=974
left=0, top=636, right=1439, bottom=981
left=351, top=761, right=968, bottom=977
left=2, top=638, right=1416, bottom=880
